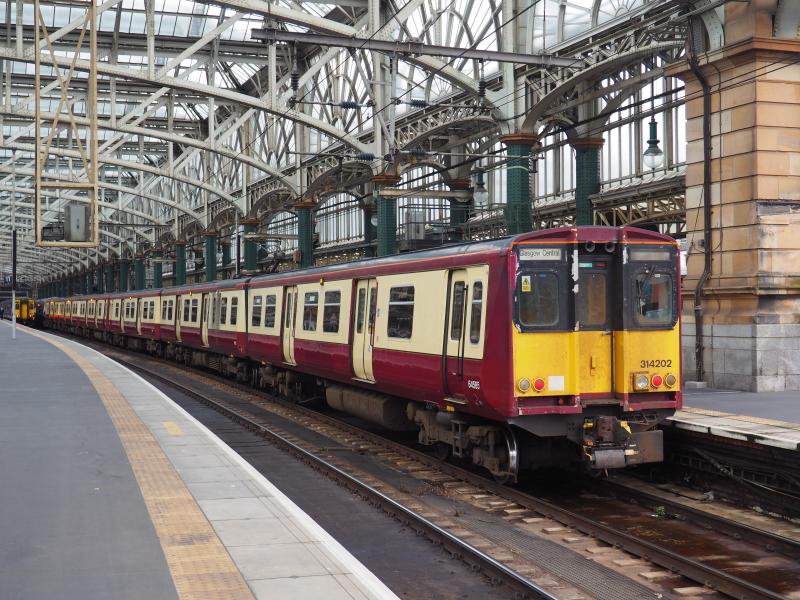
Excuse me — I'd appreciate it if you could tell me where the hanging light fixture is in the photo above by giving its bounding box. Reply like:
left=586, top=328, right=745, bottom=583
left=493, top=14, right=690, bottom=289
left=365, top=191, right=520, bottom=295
left=643, top=75, right=664, bottom=170
left=471, top=168, right=489, bottom=209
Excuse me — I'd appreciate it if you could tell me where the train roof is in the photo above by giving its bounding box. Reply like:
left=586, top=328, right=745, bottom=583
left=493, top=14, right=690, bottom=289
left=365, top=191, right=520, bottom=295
left=45, top=226, right=675, bottom=298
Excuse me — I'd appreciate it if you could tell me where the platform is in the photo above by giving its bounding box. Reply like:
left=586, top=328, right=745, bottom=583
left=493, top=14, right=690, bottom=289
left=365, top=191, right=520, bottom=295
left=667, top=389, right=800, bottom=451
left=0, top=321, right=398, bottom=600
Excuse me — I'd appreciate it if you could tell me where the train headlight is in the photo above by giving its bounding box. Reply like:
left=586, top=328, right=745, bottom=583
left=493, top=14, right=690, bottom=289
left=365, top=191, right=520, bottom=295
left=517, top=378, right=531, bottom=393
left=633, top=374, right=649, bottom=391
left=664, top=373, right=677, bottom=388
left=651, top=374, right=663, bottom=388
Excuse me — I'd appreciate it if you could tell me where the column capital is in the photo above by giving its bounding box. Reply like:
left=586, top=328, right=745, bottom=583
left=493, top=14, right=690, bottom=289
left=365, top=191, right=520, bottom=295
left=174, top=239, right=188, bottom=246
left=204, top=230, right=219, bottom=237
left=499, top=132, right=538, bottom=146
left=293, top=199, right=316, bottom=210
left=572, top=137, right=605, bottom=150
left=220, top=238, right=231, bottom=247
left=239, top=218, right=260, bottom=227
left=372, top=173, right=401, bottom=186
left=448, top=177, right=472, bottom=191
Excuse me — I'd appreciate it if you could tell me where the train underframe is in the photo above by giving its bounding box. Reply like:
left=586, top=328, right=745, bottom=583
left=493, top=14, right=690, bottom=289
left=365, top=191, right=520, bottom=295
left=62, top=322, right=668, bottom=481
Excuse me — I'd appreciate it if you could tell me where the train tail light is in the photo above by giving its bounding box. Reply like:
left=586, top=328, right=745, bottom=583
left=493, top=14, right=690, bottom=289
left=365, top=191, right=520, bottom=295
left=533, top=378, right=545, bottom=392
left=664, top=373, right=677, bottom=388
left=651, top=374, right=663, bottom=388
left=633, top=374, right=649, bottom=391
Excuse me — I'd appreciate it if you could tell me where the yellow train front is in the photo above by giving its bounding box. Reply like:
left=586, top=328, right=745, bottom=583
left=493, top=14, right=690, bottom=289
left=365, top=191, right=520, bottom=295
left=507, top=226, right=681, bottom=472
left=14, top=298, right=38, bottom=326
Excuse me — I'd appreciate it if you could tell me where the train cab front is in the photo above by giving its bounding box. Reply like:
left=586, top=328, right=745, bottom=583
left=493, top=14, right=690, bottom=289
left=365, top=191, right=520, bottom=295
left=509, top=226, right=681, bottom=471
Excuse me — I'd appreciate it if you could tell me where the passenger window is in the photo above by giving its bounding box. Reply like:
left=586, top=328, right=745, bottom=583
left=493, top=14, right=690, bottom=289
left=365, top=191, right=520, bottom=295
left=230, top=297, right=239, bottom=326
left=450, top=282, right=466, bottom=341
left=388, top=286, right=414, bottom=339
left=323, top=291, right=341, bottom=333
left=518, top=272, right=559, bottom=327
left=577, top=272, right=608, bottom=328
left=220, top=297, right=228, bottom=325
left=356, top=288, right=366, bottom=334
left=252, top=295, right=263, bottom=327
left=303, top=292, right=318, bottom=331
left=470, top=282, right=483, bottom=344
left=285, top=293, right=293, bottom=329
left=191, top=299, right=198, bottom=322
left=162, top=302, right=167, bottom=321
left=264, top=295, right=277, bottom=328
left=183, top=299, right=190, bottom=322
left=634, top=272, right=673, bottom=325
left=368, top=288, right=377, bottom=333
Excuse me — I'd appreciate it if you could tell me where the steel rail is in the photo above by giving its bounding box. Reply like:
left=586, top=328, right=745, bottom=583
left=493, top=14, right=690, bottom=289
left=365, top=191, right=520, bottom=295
left=74, top=336, right=789, bottom=600
left=598, top=479, right=800, bottom=562
left=113, top=355, right=558, bottom=600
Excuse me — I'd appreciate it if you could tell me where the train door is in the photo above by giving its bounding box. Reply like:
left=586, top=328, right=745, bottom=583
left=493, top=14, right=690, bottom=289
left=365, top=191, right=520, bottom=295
left=445, top=269, right=470, bottom=399
left=136, top=299, right=143, bottom=336
left=351, top=278, right=377, bottom=382
left=281, top=286, right=297, bottom=364
left=201, top=293, right=210, bottom=347
left=176, top=296, right=183, bottom=342
left=576, top=256, right=613, bottom=396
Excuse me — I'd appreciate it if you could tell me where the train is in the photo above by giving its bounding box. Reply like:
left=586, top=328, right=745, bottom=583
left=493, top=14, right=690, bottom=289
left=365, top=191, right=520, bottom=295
left=43, top=226, right=681, bottom=480
left=12, top=298, right=43, bottom=327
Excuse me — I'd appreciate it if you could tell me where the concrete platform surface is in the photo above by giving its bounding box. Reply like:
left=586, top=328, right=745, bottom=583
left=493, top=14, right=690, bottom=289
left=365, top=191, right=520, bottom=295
left=0, top=322, right=398, bottom=600
left=669, top=388, right=800, bottom=451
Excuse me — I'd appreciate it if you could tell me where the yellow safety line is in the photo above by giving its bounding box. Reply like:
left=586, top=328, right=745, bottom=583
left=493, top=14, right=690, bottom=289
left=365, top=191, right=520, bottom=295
left=21, top=327, right=255, bottom=600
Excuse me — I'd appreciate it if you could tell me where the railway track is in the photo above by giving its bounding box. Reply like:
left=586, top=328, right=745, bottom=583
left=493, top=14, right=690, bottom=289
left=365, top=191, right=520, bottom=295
left=70, top=336, right=800, bottom=600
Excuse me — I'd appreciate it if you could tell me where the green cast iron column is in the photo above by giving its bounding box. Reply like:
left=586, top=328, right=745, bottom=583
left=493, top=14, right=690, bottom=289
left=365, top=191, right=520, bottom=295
left=118, top=260, right=129, bottom=292
left=363, top=203, right=376, bottom=258
left=134, top=256, right=146, bottom=290
left=221, top=240, right=231, bottom=278
left=105, top=264, right=115, bottom=293
left=448, top=177, right=471, bottom=242
left=174, top=241, right=187, bottom=286
left=152, top=251, right=163, bottom=288
left=295, top=204, right=314, bottom=268
left=374, top=174, right=401, bottom=257
left=572, top=137, right=604, bottom=227
left=241, top=219, right=258, bottom=273
left=205, top=232, right=218, bottom=282
left=501, top=134, right=536, bottom=235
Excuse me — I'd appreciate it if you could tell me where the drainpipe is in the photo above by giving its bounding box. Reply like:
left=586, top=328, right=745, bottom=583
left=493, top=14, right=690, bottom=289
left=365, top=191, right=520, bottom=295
left=688, top=24, right=712, bottom=383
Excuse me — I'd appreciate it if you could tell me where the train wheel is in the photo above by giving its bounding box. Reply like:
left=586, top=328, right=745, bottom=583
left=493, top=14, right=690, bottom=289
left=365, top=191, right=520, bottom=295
left=493, top=428, right=519, bottom=485
left=430, top=442, right=451, bottom=461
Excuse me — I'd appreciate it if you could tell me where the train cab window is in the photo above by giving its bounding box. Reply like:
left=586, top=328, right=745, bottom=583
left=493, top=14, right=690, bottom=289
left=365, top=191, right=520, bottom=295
left=356, top=289, right=366, bottom=334
left=517, top=272, right=559, bottom=327
left=220, top=297, right=228, bottom=325
left=191, top=299, right=199, bottom=322
left=577, top=272, right=608, bottom=329
left=470, top=282, right=483, bottom=344
left=634, top=271, right=673, bottom=325
left=183, top=299, right=190, bottom=322
left=323, top=291, right=341, bottom=333
left=450, top=282, right=466, bottom=341
left=264, top=295, right=277, bottom=328
left=303, top=292, right=318, bottom=331
left=387, top=286, right=414, bottom=339
left=230, top=297, right=239, bottom=326
left=252, top=295, right=263, bottom=327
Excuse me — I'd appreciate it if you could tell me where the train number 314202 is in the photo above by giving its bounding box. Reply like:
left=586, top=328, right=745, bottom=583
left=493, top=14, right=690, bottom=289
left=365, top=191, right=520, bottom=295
left=640, top=359, right=672, bottom=368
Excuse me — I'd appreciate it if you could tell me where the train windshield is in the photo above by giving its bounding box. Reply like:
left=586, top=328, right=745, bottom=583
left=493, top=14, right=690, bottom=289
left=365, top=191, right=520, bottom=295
left=625, top=246, right=678, bottom=329
left=633, top=271, right=673, bottom=325
left=517, top=272, right=559, bottom=327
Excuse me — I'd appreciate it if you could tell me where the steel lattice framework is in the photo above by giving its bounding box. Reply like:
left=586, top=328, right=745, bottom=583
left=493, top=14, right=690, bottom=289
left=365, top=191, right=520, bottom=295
left=0, top=0, right=741, bottom=285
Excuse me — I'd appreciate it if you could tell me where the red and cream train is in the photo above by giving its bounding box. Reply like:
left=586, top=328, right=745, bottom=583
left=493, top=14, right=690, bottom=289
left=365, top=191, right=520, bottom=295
left=44, top=226, right=681, bottom=479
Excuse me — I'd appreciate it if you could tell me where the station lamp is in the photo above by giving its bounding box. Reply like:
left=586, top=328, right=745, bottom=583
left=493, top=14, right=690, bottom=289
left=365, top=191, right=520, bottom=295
left=471, top=168, right=489, bottom=209
left=643, top=117, right=664, bottom=170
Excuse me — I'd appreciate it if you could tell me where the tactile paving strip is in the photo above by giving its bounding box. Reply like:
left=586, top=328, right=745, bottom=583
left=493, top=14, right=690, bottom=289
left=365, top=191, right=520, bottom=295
left=28, top=330, right=255, bottom=600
